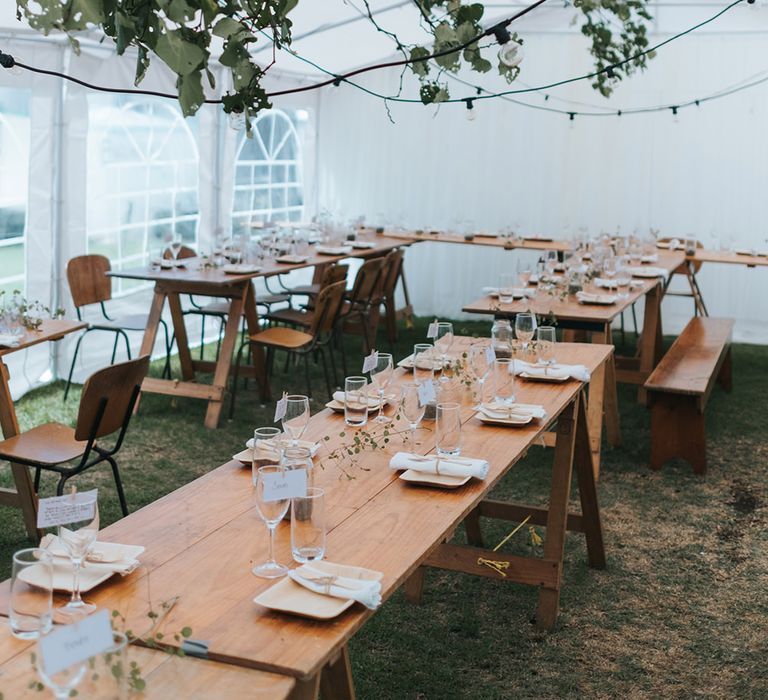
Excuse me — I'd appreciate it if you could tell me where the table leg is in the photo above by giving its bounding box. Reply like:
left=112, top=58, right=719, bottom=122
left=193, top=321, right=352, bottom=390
left=167, top=292, right=194, bottom=381
left=0, top=359, right=39, bottom=540
left=242, top=283, right=271, bottom=401
left=587, top=328, right=621, bottom=478
left=289, top=674, right=321, bottom=700
left=134, top=288, right=167, bottom=415
left=637, top=284, right=662, bottom=402
left=319, top=645, right=355, bottom=700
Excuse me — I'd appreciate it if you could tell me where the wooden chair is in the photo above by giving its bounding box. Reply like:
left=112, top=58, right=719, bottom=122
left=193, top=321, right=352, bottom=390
left=229, top=281, right=347, bottom=415
left=0, top=355, right=150, bottom=516
left=379, top=248, right=405, bottom=344
left=64, top=255, right=170, bottom=400
left=337, top=256, right=386, bottom=365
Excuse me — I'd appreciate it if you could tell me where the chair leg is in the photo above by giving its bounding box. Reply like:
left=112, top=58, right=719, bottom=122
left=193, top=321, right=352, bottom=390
left=199, top=315, right=206, bottom=361
left=319, top=348, right=332, bottom=400
left=105, top=455, right=129, bottom=517
left=110, top=333, right=120, bottom=364
left=33, top=467, right=42, bottom=492
left=159, top=320, right=171, bottom=379
left=64, top=331, right=87, bottom=402
left=119, top=329, right=132, bottom=360
left=303, top=352, right=312, bottom=398
left=56, top=474, right=69, bottom=496
left=215, top=317, right=225, bottom=361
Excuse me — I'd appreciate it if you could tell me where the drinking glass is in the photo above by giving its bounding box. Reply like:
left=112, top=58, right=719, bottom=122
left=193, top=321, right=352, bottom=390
left=519, top=264, right=533, bottom=287
left=291, top=488, right=326, bottom=563
left=434, top=322, right=454, bottom=367
left=282, top=395, right=310, bottom=446
left=499, top=272, right=516, bottom=304
left=492, top=358, right=516, bottom=406
left=400, top=382, right=426, bottom=448
left=468, top=344, right=492, bottom=400
left=10, top=548, right=53, bottom=639
left=344, top=376, right=369, bottom=427
left=56, top=492, right=99, bottom=622
left=616, top=267, right=632, bottom=300
left=515, top=312, right=537, bottom=351
left=544, top=250, right=559, bottom=275
left=252, top=426, right=284, bottom=478
left=369, top=352, right=394, bottom=423
left=282, top=446, right=314, bottom=489
left=412, top=344, right=435, bottom=386
left=35, top=627, right=88, bottom=700
left=536, top=326, right=557, bottom=366
left=253, top=464, right=291, bottom=578
left=435, top=402, right=462, bottom=457
left=76, top=631, right=130, bottom=700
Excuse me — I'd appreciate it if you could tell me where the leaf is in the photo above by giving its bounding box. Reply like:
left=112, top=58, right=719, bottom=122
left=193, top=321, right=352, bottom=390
left=181, top=626, right=193, bottom=638
left=155, top=29, right=205, bottom=76
left=177, top=71, right=205, bottom=116
left=213, top=17, right=245, bottom=40
left=134, top=46, right=149, bottom=86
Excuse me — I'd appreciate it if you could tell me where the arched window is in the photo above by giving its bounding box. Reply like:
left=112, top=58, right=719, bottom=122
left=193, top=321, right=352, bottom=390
left=87, top=98, right=199, bottom=294
left=0, top=89, right=30, bottom=295
left=231, top=109, right=304, bottom=235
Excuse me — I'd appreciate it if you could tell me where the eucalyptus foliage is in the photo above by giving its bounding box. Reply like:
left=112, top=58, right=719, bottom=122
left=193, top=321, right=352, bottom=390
left=14, top=0, right=653, bottom=118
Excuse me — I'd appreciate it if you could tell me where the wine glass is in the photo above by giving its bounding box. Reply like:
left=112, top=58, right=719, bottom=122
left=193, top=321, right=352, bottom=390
left=412, top=344, right=435, bottom=386
left=169, top=233, right=182, bottom=262
left=282, top=395, right=310, bottom=446
left=434, top=322, right=454, bottom=367
left=55, top=491, right=99, bottom=622
left=252, top=464, right=290, bottom=578
left=35, top=627, right=87, bottom=700
left=515, top=312, right=537, bottom=352
left=400, top=383, right=425, bottom=448
left=369, top=353, right=394, bottom=423
left=468, top=344, right=492, bottom=401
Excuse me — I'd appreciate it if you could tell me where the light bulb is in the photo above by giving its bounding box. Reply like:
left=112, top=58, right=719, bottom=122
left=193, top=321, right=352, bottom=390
left=228, top=109, right=246, bottom=131
left=498, top=40, right=524, bottom=68
left=466, top=105, right=477, bottom=122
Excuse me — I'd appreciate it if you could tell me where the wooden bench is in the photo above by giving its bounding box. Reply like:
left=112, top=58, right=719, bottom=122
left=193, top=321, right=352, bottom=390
left=644, top=317, right=734, bottom=474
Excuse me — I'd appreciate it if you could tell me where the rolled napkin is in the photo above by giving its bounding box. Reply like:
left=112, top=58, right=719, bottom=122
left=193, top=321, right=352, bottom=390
left=389, top=452, right=489, bottom=480
left=332, top=391, right=382, bottom=407
left=478, top=401, right=547, bottom=420
left=627, top=266, right=668, bottom=279
left=510, top=359, right=590, bottom=382
left=576, top=291, right=618, bottom=305
left=40, top=534, right=142, bottom=576
left=593, top=277, right=618, bottom=289
left=0, top=333, right=22, bottom=347
left=288, top=565, right=382, bottom=610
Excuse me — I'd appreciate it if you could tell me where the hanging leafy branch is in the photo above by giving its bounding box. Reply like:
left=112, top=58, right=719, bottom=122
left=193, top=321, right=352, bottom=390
left=14, top=0, right=654, bottom=117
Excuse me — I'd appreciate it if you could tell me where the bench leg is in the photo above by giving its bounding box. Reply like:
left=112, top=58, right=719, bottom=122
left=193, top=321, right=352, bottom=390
left=649, top=393, right=706, bottom=475
left=717, top=347, right=733, bottom=393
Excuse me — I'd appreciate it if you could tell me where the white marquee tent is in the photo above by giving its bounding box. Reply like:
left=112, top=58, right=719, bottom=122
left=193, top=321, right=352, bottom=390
left=1, top=0, right=767, bottom=397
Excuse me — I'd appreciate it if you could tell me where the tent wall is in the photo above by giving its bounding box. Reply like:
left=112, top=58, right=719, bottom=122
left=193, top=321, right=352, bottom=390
left=315, top=31, right=768, bottom=343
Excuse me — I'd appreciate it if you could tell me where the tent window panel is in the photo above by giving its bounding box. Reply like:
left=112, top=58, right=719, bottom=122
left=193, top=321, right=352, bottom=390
left=231, top=110, right=304, bottom=236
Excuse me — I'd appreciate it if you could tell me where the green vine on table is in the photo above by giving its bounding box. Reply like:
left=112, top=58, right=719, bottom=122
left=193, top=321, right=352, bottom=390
left=0, top=290, right=64, bottom=331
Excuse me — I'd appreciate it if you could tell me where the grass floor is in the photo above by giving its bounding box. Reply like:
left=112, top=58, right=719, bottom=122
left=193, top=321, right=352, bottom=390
left=1, top=318, right=766, bottom=698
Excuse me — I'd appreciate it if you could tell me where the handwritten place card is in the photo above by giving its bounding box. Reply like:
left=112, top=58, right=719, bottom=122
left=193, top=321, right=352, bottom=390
left=417, top=380, right=436, bottom=407
left=262, top=468, right=307, bottom=502
left=37, top=489, right=98, bottom=528
left=39, top=608, right=114, bottom=677
left=362, top=350, right=379, bottom=374
left=426, top=320, right=439, bottom=339
left=485, top=345, right=496, bottom=364
left=273, top=392, right=288, bottom=422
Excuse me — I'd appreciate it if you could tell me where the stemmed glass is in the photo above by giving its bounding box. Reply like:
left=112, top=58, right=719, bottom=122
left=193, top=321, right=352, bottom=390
left=434, top=322, right=454, bottom=367
left=252, top=464, right=290, bottom=579
left=369, top=353, right=394, bottom=423
left=468, top=344, right=492, bottom=402
left=282, top=395, right=310, bottom=446
left=35, top=627, right=87, bottom=700
left=400, top=383, right=425, bottom=448
left=169, top=233, right=183, bottom=262
left=55, top=491, right=99, bottom=622
left=515, top=313, right=537, bottom=353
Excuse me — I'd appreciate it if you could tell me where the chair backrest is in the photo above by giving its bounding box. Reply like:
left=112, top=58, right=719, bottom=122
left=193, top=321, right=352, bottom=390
left=75, top=355, right=150, bottom=442
left=67, top=255, right=112, bottom=308
left=380, top=249, right=403, bottom=300
left=309, top=281, right=348, bottom=336
left=348, top=257, right=385, bottom=307
left=162, top=245, right=197, bottom=260
left=320, top=263, right=349, bottom=289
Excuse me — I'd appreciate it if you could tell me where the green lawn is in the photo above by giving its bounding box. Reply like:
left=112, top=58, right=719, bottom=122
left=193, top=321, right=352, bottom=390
left=0, top=318, right=765, bottom=699
left=0, top=241, right=24, bottom=295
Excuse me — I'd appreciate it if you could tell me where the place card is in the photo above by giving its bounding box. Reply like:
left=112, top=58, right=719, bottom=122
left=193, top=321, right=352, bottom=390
left=273, top=392, right=288, bottom=422
left=417, top=380, right=436, bottom=407
left=426, top=320, right=439, bottom=339
left=39, top=608, right=113, bottom=677
left=362, top=350, right=379, bottom=374
left=262, top=468, right=307, bottom=502
left=37, top=489, right=98, bottom=528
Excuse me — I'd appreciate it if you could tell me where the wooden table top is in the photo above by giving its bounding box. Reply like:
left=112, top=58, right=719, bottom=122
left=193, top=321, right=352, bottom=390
left=0, top=626, right=295, bottom=699
left=0, top=339, right=612, bottom=683
left=106, top=235, right=409, bottom=286
left=688, top=248, right=768, bottom=267
left=0, top=319, right=87, bottom=357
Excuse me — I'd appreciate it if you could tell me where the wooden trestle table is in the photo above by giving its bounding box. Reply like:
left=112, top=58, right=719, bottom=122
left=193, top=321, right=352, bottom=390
left=1, top=338, right=612, bottom=699
left=0, top=320, right=86, bottom=540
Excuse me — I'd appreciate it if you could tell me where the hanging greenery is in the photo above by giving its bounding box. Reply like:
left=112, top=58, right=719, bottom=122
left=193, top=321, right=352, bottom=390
left=14, top=1, right=653, bottom=119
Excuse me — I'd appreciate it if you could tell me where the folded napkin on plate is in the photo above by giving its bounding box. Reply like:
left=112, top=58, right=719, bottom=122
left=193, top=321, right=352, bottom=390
left=315, top=246, right=352, bottom=255
left=482, top=287, right=530, bottom=298
left=627, top=266, right=668, bottom=279
left=593, top=277, right=618, bottom=289
left=478, top=401, right=547, bottom=420
left=332, top=391, right=382, bottom=407
left=389, top=452, right=488, bottom=480
left=288, top=565, right=382, bottom=610
left=510, top=359, right=590, bottom=382
left=40, top=534, right=141, bottom=575
left=351, top=241, right=376, bottom=249
left=641, top=254, right=659, bottom=263
left=0, top=333, right=21, bottom=347
left=576, top=291, right=617, bottom=305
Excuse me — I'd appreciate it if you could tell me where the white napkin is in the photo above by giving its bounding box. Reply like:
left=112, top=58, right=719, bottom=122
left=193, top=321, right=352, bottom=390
left=351, top=241, right=376, bottom=249
left=40, top=534, right=141, bottom=576
left=510, top=359, right=590, bottom=382
left=0, top=333, right=21, bottom=347
left=332, top=391, right=381, bottom=407
left=389, top=452, right=488, bottom=480
left=315, top=246, right=352, bottom=255
left=593, top=278, right=618, bottom=289
left=478, top=401, right=548, bottom=420
left=576, top=291, right=618, bottom=305
left=482, top=287, right=531, bottom=298
left=288, top=565, right=382, bottom=610
left=627, top=266, right=668, bottom=280
left=641, top=254, right=659, bottom=263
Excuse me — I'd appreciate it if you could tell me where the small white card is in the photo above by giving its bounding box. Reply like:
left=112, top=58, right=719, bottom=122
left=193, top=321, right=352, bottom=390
left=362, top=350, right=379, bottom=374
left=485, top=345, right=496, bottom=364
left=273, top=392, right=288, bottom=422
left=37, top=489, right=98, bottom=528
left=426, top=320, right=438, bottom=339
left=262, top=468, right=307, bottom=502
left=417, top=380, right=436, bottom=407
left=40, top=608, right=114, bottom=677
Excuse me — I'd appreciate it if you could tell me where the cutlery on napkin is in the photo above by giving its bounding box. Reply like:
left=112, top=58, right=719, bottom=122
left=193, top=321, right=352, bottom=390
left=40, top=534, right=141, bottom=575
left=288, top=565, right=382, bottom=610
left=315, top=246, right=353, bottom=255
left=477, top=401, right=548, bottom=421
left=627, top=266, right=668, bottom=279
left=576, top=291, right=618, bottom=305
left=332, top=391, right=385, bottom=407
left=509, top=359, right=590, bottom=382
left=389, top=452, right=488, bottom=480
left=351, top=241, right=376, bottom=249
